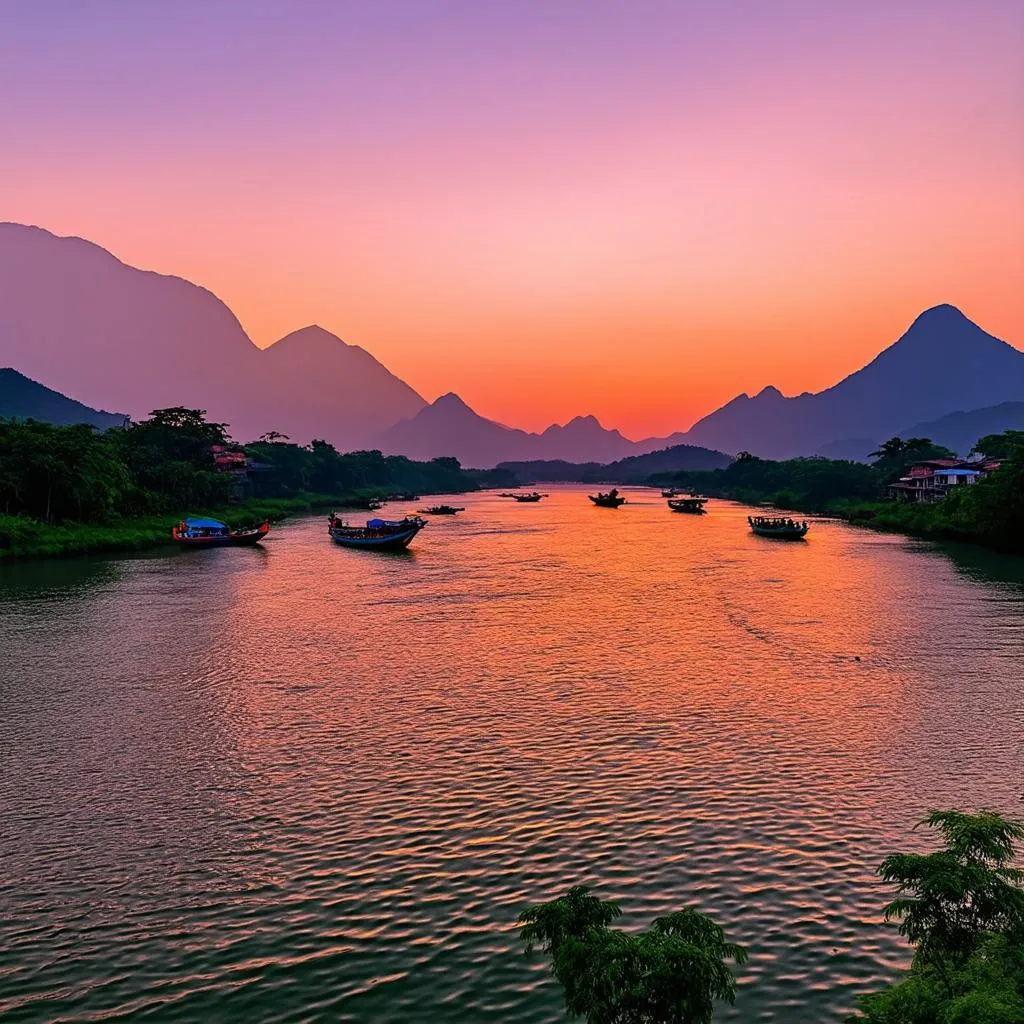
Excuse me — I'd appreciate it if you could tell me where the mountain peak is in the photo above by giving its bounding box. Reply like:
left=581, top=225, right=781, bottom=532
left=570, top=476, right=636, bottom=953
left=270, top=325, right=351, bottom=351
left=755, top=385, right=784, bottom=400
left=433, top=391, right=471, bottom=410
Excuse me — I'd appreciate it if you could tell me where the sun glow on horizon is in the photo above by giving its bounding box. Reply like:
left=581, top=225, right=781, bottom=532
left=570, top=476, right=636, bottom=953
left=1, top=0, right=1021, bottom=437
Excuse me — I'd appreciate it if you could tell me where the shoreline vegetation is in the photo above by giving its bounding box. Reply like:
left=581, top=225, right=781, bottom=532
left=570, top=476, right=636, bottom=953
left=0, top=408, right=511, bottom=561
left=2, top=410, right=1022, bottom=561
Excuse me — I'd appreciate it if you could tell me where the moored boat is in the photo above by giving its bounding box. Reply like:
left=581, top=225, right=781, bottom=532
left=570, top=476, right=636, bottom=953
left=668, top=497, right=708, bottom=514
left=661, top=488, right=681, bottom=498
left=748, top=515, right=809, bottom=539
left=328, top=514, right=427, bottom=551
left=513, top=492, right=545, bottom=502
left=589, top=489, right=626, bottom=508
left=419, top=505, right=465, bottom=515
left=171, top=517, right=269, bottom=548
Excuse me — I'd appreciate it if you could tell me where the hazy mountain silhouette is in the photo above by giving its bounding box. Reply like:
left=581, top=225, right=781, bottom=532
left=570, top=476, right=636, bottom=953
left=496, top=443, right=731, bottom=483
left=682, top=306, right=1024, bottom=458
left=376, top=393, right=655, bottom=468
left=817, top=401, right=1024, bottom=461
left=0, top=223, right=425, bottom=445
left=0, top=368, right=126, bottom=428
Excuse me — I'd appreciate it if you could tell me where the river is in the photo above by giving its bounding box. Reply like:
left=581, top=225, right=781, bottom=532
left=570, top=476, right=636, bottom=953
left=1, top=487, right=1022, bottom=1022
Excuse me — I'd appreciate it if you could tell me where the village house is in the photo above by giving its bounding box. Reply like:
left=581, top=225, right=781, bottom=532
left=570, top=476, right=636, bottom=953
left=888, top=458, right=1002, bottom=503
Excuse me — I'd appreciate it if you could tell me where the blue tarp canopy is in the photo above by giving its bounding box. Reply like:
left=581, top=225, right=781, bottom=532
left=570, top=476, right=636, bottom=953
left=185, top=517, right=227, bottom=529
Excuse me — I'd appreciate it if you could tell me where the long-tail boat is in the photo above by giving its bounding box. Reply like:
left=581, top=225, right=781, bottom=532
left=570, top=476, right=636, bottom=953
left=748, top=515, right=809, bottom=539
left=513, top=492, right=545, bottom=502
left=328, top=514, right=427, bottom=551
left=419, top=505, right=465, bottom=515
left=171, top=517, right=269, bottom=548
left=668, top=496, right=708, bottom=514
left=589, top=489, right=626, bottom=508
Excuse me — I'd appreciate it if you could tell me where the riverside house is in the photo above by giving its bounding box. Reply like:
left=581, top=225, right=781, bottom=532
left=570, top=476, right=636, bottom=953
left=888, top=458, right=1001, bottom=503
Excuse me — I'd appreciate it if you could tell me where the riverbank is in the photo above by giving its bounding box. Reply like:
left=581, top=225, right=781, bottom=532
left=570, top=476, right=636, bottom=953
left=0, top=493, right=392, bottom=561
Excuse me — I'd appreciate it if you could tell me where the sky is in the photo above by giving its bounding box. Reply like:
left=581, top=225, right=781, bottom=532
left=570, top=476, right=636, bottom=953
left=1, top=0, right=1022, bottom=437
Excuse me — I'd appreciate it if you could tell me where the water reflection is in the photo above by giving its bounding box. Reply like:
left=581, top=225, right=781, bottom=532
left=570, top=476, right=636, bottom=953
left=1, top=489, right=1022, bottom=1022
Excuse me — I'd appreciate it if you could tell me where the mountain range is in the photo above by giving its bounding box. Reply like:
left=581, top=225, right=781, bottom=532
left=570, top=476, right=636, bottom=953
left=1, top=222, right=1021, bottom=466
left=0, top=223, right=425, bottom=447
left=0, top=368, right=126, bottom=429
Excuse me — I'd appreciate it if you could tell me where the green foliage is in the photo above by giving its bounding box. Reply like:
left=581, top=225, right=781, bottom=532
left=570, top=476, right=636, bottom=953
left=853, top=811, right=1024, bottom=1023
left=0, top=408, right=488, bottom=558
left=972, top=430, right=1024, bottom=461
left=519, top=886, right=747, bottom=1023
left=869, top=437, right=957, bottom=484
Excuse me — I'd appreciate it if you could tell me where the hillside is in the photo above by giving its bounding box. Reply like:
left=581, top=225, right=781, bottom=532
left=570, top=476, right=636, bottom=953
left=0, top=368, right=126, bottom=428
left=682, top=306, right=1024, bottom=458
left=0, top=223, right=425, bottom=446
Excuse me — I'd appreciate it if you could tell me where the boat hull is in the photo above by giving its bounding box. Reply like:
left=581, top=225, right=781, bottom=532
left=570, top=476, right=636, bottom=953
left=171, top=522, right=269, bottom=547
left=750, top=526, right=808, bottom=539
left=329, top=523, right=425, bottom=551
left=589, top=496, right=626, bottom=508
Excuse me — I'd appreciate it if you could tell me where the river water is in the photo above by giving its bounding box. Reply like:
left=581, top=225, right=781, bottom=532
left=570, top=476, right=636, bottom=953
left=1, top=487, right=1022, bottom=1022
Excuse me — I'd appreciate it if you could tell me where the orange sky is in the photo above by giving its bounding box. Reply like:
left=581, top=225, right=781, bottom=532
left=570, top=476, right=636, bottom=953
left=1, top=1, right=1021, bottom=437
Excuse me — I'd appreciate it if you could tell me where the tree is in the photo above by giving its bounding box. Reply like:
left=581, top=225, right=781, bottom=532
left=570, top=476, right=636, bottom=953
left=519, top=886, right=747, bottom=1023
left=971, top=430, right=1024, bottom=462
left=854, top=810, right=1024, bottom=1022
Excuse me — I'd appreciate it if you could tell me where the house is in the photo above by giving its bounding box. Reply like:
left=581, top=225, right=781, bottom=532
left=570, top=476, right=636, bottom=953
left=887, top=458, right=999, bottom=503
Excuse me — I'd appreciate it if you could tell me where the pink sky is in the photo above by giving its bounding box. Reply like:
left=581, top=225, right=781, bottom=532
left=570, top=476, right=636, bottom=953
left=1, top=1, right=1021, bottom=436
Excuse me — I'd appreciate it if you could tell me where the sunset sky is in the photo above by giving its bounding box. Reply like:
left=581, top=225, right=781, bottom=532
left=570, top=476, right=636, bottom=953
left=2, top=0, right=1022, bottom=437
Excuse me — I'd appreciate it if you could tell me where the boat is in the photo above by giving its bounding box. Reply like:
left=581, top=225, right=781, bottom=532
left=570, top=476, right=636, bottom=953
left=748, top=515, right=809, bottom=539
left=328, top=514, right=427, bottom=551
left=419, top=505, right=465, bottom=515
left=367, top=499, right=384, bottom=511
left=589, top=489, right=626, bottom=508
left=661, top=488, right=681, bottom=498
left=171, top=516, right=270, bottom=547
left=386, top=491, right=419, bottom=502
left=513, top=492, right=545, bottom=503
left=668, top=496, right=708, bottom=514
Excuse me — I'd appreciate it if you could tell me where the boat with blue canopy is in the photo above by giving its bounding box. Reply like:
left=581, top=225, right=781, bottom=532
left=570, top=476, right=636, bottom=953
left=171, top=516, right=269, bottom=547
left=328, top=513, right=427, bottom=551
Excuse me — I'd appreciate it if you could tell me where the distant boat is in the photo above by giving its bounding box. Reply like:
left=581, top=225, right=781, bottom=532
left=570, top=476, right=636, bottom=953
left=367, top=499, right=384, bottom=511
left=513, top=492, right=545, bottom=502
left=171, top=516, right=269, bottom=548
left=328, top=513, right=427, bottom=551
left=419, top=505, right=465, bottom=515
left=589, top=489, right=626, bottom=508
left=386, top=491, right=419, bottom=501
left=661, top=488, right=681, bottom=498
left=748, top=515, right=809, bottom=539
left=668, top=497, right=708, bottom=514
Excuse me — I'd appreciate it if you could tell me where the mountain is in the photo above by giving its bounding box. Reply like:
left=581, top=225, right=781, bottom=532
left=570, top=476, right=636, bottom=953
left=896, top=401, right=1024, bottom=458
left=498, top=443, right=732, bottom=484
left=0, top=368, right=126, bottom=428
left=375, top=393, right=650, bottom=468
left=0, top=223, right=425, bottom=446
left=682, top=306, right=1024, bottom=459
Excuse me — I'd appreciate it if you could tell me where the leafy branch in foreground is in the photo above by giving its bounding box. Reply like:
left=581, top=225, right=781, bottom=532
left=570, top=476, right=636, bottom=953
left=519, top=885, right=747, bottom=1023
left=853, top=810, right=1024, bottom=1023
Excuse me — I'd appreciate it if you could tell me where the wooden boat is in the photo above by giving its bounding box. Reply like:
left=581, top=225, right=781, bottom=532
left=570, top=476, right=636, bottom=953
left=171, top=517, right=269, bottom=548
left=513, top=492, right=545, bottom=502
left=661, top=488, right=681, bottom=498
left=748, top=515, right=809, bottom=539
left=589, top=489, right=626, bottom=508
left=328, top=514, right=427, bottom=551
left=419, top=505, right=465, bottom=515
left=668, top=497, right=708, bottom=514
